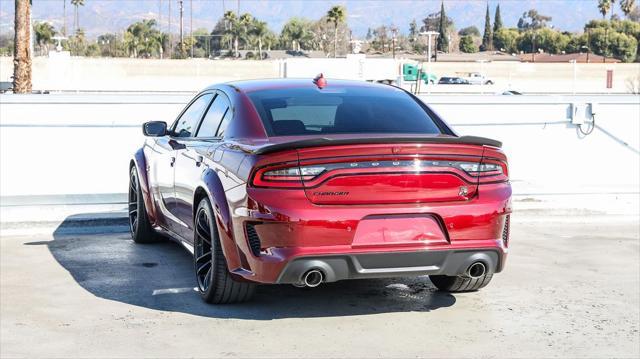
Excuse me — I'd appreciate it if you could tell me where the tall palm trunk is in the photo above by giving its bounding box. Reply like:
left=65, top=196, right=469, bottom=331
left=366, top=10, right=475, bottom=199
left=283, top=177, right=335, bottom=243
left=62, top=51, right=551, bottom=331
left=333, top=24, right=338, bottom=58
left=234, top=36, right=238, bottom=57
left=13, top=0, right=32, bottom=93
left=258, top=38, right=262, bottom=60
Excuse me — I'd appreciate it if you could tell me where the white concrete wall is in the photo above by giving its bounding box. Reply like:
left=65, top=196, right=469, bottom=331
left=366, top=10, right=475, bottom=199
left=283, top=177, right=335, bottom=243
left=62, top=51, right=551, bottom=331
left=2, top=56, right=639, bottom=94
left=1, top=94, right=638, bottom=200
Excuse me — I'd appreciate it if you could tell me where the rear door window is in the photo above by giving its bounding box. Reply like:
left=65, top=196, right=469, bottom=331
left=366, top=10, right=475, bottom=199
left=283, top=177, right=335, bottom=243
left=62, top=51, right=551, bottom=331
left=216, top=107, right=233, bottom=137
left=196, top=94, right=229, bottom=138
left=173, top=93, right=214, bottom=138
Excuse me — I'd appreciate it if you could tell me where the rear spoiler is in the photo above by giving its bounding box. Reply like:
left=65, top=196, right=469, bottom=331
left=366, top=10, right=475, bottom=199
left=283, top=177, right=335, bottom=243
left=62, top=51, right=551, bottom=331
left=253, top=136, right=502, bottom=155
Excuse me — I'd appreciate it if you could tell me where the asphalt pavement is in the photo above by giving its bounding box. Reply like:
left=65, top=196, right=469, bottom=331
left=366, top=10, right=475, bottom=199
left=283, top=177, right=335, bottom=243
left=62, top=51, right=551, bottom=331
left=1, top=214, right=638, bottom=358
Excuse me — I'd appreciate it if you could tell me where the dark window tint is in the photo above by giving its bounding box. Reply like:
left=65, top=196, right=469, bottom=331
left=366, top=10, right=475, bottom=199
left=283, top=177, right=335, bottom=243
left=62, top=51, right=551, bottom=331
left=196, top=94, right=229, bottom=137
left=216, top=106, right=233, bottom=137
left=173, top=94, right=213, bottom=137
left=247, top=86, right=442, bottom=136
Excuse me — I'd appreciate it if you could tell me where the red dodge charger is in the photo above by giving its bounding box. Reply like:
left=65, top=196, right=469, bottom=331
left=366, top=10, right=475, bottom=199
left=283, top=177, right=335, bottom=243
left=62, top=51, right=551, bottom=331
left=129, top=77, right=512, bottom=304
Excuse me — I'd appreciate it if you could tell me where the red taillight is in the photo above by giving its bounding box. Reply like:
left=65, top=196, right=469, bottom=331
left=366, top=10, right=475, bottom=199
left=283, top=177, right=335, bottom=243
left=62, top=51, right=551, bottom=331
left=251, top=163, right=321, bottom=188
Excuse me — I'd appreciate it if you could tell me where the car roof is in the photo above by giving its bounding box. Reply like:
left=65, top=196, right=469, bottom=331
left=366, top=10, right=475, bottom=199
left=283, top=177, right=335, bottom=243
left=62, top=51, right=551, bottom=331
left=206, top=78, right=394, bottom=93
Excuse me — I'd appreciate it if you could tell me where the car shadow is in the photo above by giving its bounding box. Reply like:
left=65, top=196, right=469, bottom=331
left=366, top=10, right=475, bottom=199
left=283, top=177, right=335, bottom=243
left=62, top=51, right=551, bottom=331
left=35, top=213, right=456, bottom=320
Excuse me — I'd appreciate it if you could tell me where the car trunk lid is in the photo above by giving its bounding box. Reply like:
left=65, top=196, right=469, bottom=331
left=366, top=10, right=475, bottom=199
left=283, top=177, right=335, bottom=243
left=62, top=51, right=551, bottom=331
left=296, top=142, right=486, bottom=205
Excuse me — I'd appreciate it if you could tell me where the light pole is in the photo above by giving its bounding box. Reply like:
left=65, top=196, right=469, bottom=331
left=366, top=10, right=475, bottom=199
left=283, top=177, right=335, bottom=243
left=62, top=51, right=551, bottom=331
left=419, top=31, right=439, bottom=94
left=569, top=59, right=577, bottom=95
left=391, top=26, right=398, bottom=59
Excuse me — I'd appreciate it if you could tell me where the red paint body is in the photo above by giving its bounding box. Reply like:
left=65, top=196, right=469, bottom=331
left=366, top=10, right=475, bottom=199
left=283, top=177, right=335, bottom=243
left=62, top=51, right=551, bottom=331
left=133, top=79, right=512, bottom=285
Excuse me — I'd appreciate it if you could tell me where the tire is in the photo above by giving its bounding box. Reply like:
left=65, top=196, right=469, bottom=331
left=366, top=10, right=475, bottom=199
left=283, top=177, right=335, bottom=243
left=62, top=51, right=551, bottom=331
left=429, top=273, right=493, bottom=292
left=129, top=166, right=158, bottom=244
left=194, top=198, right=255, bottom=304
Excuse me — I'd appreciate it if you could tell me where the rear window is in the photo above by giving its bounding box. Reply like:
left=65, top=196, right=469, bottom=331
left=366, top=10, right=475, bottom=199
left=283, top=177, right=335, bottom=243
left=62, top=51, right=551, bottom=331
left=247, top=86, right=443, bottom=136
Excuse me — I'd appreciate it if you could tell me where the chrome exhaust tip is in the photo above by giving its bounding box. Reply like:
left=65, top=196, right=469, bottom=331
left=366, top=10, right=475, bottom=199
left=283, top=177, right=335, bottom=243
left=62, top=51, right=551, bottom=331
left=302, top=269, right=324, bottom=288
left=466, top=262, right=486, bottom=279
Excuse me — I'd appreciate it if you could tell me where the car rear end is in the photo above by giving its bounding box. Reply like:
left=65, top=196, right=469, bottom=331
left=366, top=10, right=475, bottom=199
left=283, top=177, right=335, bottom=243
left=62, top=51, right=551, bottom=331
left=231, top=80, right=511, bottom=288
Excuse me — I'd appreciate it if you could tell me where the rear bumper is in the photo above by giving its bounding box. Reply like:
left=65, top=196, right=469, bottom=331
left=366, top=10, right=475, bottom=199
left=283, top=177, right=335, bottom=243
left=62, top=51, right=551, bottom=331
left=223, top=182, right=511, bottom=284
left=276, top=248, right=504, bottom=284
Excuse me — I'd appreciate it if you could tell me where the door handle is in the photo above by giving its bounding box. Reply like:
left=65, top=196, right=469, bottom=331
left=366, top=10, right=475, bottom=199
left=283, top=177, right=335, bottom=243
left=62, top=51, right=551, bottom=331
left=170, top=157, right=176, bottom=167
left=195, top=155, right=203, bottom=167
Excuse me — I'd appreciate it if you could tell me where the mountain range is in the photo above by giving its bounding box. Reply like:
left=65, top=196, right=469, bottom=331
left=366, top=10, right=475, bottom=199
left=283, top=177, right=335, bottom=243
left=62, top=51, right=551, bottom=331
left=0, top=0, right=628, bottom=38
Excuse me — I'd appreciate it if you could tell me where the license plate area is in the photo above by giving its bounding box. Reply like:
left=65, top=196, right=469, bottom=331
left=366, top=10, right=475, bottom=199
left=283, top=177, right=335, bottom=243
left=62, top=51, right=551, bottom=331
left=351, top=214, right=448, bottom=248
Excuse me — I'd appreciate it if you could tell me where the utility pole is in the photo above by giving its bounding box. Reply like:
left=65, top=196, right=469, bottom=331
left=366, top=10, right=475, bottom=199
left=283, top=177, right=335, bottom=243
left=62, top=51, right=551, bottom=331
left=179, top=0, right=184, bottom=46
left=190, top=0, right=193, bottom=58
left=63, top=0, right=67, bottom=36
left=13, top=0, right=32, bottom=93
left=158, top=0, right=163, bottom=58
left=168, top=0, right=172, bottom=57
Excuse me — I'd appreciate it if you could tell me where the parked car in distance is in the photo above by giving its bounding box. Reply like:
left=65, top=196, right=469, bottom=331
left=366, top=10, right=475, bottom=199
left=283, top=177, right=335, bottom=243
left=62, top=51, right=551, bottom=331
left=438, top=77, right=470, bottom=85
left=130, top=76, right=512, bottom=304
left=499, top=90, right=523, bottom=95
left=461, top=72, right=494, bottom=85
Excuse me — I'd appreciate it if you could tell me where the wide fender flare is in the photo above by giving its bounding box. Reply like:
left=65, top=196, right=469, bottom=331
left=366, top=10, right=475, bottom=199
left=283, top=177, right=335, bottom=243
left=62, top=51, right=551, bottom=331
left=199, top=168, right=242, bottom=270
left=132, top=147, right=157, bottom=224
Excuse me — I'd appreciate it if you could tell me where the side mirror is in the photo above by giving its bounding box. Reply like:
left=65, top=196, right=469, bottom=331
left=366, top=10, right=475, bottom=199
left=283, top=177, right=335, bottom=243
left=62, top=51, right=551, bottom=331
left=142, top=121, right=167, bottom=137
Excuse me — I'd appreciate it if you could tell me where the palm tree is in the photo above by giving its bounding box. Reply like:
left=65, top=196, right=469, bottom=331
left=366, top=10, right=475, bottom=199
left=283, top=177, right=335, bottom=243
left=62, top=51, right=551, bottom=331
left=71, top=0, right=85, bottom=33
left=326, top=5, right=346, bottom=58
left=280, top=18, right=313, bottom=51
left=610, top=0, right=617, bottom=18
left=223, top=11, right=239, bottom=57
left=620, top=0, right=636, bottom=16
left=13, top=0, right=32, bottom=93
left=598, top=0, right=612, bottom=19
left=251, top=20, right=269, bottom=59
left=34, top=22, right=57, bottom=55
left=238, top=13, right=253, bottom=52
left=123, top=19, right=162, bottom=58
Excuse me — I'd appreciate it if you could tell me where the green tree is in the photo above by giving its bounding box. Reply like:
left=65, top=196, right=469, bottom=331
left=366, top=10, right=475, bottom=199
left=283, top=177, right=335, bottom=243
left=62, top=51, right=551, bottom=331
left=326, top=5, right=346, bottom=57
left=459, top=35, right=477, bottom=53
left=517, top=28, right=571, bottom=55
left=481, top=4, right=492, bottom=51
left=437, top=1, right=449, bottom=52
left=70, top=0, right=85, bottom=33
left=586, top=19, right=640, bottom=61
left=409, top=20, right=418, bottom=39
left=493, top=4, right=503, bottom=46
left=494, top=4, right=503, bottom=33
left=458, top=26, right=480, bottom=37
left=280, top=18, right=314, bottom=51
left=371, top=25, right=388, bottom=52
left=97, top=33, right=126, bottom=57
left=34, top=22, right=56, bottom=55
left=123, top=19, right=162, bottom=58
left=493, top=28, right=519, bottom=53
left=64, top=29, right=87, bottom=56
left=517, top=10, right=552, bottom=30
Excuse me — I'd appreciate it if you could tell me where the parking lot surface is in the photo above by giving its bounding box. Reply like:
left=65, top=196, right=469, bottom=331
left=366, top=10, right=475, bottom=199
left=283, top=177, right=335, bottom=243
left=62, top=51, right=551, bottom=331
left=1, top=218, right=638, bottom=358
